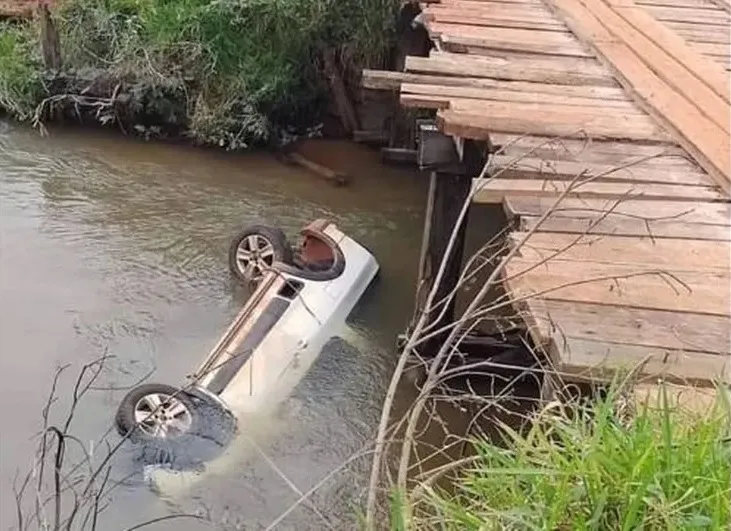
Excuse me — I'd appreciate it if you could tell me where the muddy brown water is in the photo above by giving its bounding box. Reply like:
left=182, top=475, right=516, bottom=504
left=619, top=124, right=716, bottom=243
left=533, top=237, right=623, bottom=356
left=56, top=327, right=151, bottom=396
left=0, top=120, right=506, bottom=530
left=0, top=120, right=437, bottom=530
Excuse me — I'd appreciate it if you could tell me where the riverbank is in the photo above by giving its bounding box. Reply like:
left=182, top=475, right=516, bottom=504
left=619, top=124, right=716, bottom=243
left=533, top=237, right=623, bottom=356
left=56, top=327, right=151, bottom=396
left=399, top=382, right=730, bottom=530
left=0, top=0, right=399, bottom=150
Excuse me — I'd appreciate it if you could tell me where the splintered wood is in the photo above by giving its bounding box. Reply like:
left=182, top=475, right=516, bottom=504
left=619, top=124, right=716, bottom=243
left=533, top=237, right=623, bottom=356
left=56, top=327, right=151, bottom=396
left=362, top=0, right=731, bottom=387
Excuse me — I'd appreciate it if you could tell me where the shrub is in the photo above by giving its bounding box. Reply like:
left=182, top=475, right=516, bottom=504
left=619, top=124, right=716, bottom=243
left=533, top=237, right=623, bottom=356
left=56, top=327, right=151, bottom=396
left=0, top=22, right=43, bottom=120
left=7, top=0, right=400, bottom=147
left=411, top=386, right=731, bottom=530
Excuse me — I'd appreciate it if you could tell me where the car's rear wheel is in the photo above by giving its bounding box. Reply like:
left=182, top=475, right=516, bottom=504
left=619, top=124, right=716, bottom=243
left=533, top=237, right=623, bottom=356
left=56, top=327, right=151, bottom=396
left=228, top=225, right=293, bottom=284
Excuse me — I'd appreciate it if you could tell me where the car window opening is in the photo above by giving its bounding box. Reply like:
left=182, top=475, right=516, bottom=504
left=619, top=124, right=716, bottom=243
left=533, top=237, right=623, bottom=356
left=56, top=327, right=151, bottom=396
left=297, top=233, right=336, bottom=272
left=277, top=279, right=304, bottom=300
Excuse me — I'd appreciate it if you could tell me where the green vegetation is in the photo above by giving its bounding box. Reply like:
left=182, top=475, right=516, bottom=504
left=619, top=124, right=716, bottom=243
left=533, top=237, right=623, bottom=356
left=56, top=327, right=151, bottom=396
left=0, top=0, right=399, bottom=147
left=404, top=385, right=731, bottom=530
left=0, top=22, right=43, bottom=120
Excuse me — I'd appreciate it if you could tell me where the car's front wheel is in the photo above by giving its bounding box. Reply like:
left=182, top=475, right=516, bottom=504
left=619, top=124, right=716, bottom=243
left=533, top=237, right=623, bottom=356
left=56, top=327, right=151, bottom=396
left=115, top=383, right=198, bottom=442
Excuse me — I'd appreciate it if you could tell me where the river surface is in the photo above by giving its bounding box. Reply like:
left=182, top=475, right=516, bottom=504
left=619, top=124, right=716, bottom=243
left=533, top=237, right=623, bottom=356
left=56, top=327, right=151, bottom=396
left=0, top=121, right=435, bottom=530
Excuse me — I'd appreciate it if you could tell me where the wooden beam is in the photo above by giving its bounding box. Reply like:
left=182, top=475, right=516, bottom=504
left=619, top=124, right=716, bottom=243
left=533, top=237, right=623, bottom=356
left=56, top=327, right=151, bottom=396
left=437, top=104, right=672, bottom=142
left=705, top=0, right=731, bottom=13
left=505, top=196, right=731, bottom=225
left=557, top=337, right=729, bottom=386
left=435, top=29, right=594, bottom=58
left=404, top=53, right=619, bottom=87
left=362, top=69, right=627, bottom=95
left=488, top=155, right=712, bottom=186
left=508, top=232, right=731, bottom=271
left=434, top=0, right=546, bottom=6
left=489, top=134, right=692, bottom=167
left=588, top=0, right=730, bottom=123
left=637, top=0, right=729, bottom=8
left=504, top=257, right=731, bottom=316
left=424, top=10, right=568, bottom=32
left=519, top=215, right=731, bottom=241
left=399, top=83, right=638, bottom=109
left=536, top=300, right=731, bottom=354
left=472, top=177, right=724, bottom=202
left=544, top=0, right=731, bottom=193
left=644, top=5, right=731, bottom=23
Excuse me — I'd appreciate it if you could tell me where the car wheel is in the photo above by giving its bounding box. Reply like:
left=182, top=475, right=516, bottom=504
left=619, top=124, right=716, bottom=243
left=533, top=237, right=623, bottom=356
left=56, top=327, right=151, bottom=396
left=228, top=225, right=293, bottom=284
left=115, top=383, right=198, bottom=442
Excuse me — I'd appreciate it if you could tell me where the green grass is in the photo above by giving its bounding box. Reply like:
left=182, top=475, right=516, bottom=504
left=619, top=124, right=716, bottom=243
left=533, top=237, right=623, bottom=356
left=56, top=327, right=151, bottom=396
left=0, top=22, right=43, bottom=120
left=0, top=0, right=399, bottom=147
left=409, top=385, right=731, bottom=530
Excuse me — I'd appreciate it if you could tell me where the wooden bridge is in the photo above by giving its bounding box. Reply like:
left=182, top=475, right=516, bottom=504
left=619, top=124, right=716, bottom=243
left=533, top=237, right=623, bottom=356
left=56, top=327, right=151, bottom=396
left=364, top=0, right=730, bottom=393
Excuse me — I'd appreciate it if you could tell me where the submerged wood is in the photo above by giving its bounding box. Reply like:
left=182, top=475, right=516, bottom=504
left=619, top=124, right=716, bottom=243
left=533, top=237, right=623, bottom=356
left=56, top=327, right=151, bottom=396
left=285, top=151, right=349, bottom=186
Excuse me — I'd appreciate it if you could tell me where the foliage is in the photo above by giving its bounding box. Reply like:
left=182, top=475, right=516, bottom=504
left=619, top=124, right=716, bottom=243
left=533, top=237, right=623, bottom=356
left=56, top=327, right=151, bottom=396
left=0, top=0, right=399, bottom=148
left=409, top=385, right=731, bottom=530
left=0, top=22, right=44, bottom=120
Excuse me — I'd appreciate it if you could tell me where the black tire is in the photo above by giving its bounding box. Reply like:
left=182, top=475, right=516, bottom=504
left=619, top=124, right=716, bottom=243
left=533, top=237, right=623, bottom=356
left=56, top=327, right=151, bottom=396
left=115, top=383, right=199, bottom=442
left=228, top=224, right=294, bottom=284
left=116, top=384, right=236, bottom=470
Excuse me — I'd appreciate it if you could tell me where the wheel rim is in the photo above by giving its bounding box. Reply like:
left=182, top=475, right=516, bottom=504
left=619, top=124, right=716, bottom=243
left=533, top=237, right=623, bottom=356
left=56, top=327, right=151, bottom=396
left=133, top=393, right=193, bottom=438
left=235, top=234, right=275, bottom=281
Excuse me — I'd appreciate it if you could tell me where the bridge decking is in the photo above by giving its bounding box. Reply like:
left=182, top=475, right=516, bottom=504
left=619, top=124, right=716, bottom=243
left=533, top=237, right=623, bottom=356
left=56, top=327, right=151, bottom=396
left=364, top=0, right=730, bottom=388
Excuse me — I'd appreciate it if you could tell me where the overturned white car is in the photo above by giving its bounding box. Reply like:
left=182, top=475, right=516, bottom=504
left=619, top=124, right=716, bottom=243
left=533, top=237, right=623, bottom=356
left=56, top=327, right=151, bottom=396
left=115, top=219, right=379, bottom=465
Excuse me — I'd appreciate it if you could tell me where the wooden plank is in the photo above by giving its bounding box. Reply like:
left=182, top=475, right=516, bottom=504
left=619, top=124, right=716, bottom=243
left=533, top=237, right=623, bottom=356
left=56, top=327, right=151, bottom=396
left=676, top=29, right=731, bottom=45
left=519, top=214, right=731, bottom=241
left=646, top=5, right=731, bottom=22
left=667, top=22, right=731, bottom=45
left=508, top=232, right=731, bottom=271
left=362, top=70, right=629, bottom=98
left=591, top=44, right=731, bottom=189
left=637, top=0, right=726, bottom=8
left=665, top=20, right=731, bottom=34
left=503, top=257, right=731, bottom=316
left=437, top=103, right=673, bottom=143
left=438, top=32, right=594, bottom=58
left=434, top=0, right=549, bottom=9
left=428, top=23, right=593, bottom=57
left=428, top=11, right=569, bottom=34
left=606, top=1, right=731, bottom=106
left=575, top=0, right=730, bottom=130
left=404, top=53, right=618, bottom=87
left=433, top=0, right=547, bottom=5
left=402, top=93, right=640, bottom=112
left=399, top=83, right=639, bottom=109
left=488, top=155, right=712, bottom=186
left=473, top=177, right=723, bottom=202
left=545, top=0, right=731, bottom=193
left=424, top=3, right=561, bottom=22
left=427, top=1, right=556, bottom=14
left=536, top=300, right=731, bottom=354
left=489, top=134, right=691, bottom=165
left=425, top=11, right=569, bottom=31
left=689, top=41, right=731, bottom=57
left=406, top=78, right=629, bottom=100
left=706, top=0, right=731, bottom=12
left=505, top=196, right=731, bottom=225
left=557, top=337, right=729, bottom=385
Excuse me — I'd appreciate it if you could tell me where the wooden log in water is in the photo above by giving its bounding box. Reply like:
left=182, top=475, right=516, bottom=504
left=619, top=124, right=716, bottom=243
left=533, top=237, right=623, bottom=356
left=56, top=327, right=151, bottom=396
left=285, top=152, right=349, bottom=186
left=353, top=129, right=391, bottom=145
